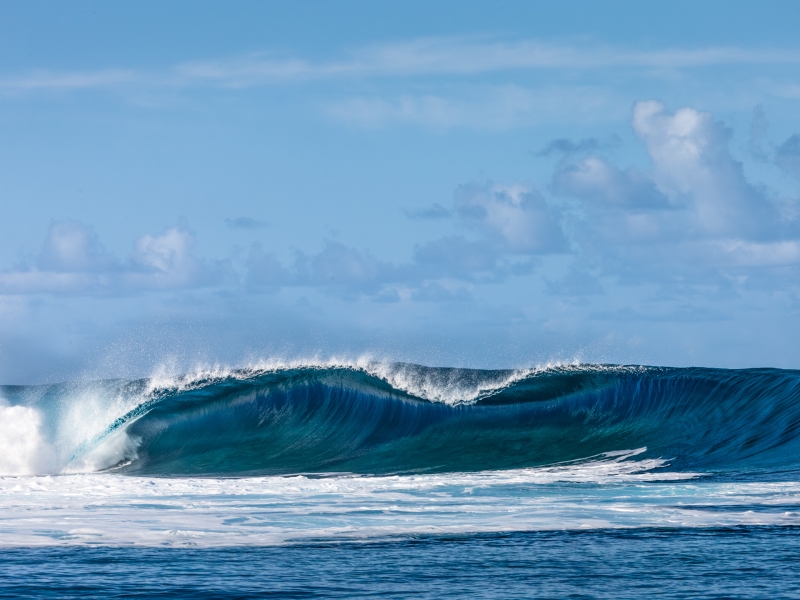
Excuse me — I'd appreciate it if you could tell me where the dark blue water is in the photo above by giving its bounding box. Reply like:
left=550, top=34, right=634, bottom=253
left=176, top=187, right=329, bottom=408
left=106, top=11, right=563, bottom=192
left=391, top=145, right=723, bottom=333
left=6, top=364, right=800, bottom=476
left=1, top=528, right=799, bottom=599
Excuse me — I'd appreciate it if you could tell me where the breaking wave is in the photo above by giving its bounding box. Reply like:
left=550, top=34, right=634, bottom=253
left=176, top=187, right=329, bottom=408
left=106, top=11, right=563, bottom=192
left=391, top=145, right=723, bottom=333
left=2, top=362, right=800, bottom=477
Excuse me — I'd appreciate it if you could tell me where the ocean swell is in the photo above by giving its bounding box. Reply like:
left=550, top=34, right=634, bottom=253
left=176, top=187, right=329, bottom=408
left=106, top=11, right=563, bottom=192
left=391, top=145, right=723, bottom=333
left=2, top=363, right=800, bottom=477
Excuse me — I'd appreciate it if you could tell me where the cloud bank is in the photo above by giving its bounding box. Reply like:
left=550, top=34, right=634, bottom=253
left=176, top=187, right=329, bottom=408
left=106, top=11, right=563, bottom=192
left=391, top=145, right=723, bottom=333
left=0, top=222, right=229, bottom=295
left=2, top=101, right=799, bottom=311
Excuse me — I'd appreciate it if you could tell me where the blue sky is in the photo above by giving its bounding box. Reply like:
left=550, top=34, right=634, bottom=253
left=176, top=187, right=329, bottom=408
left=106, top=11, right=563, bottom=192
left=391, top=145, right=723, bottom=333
left=2, top=0, right=800, bottom=382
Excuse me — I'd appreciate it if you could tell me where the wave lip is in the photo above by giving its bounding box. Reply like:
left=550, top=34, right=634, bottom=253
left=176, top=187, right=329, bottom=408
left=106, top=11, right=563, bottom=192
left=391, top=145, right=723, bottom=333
left=3, top=363, right=800, bottom=477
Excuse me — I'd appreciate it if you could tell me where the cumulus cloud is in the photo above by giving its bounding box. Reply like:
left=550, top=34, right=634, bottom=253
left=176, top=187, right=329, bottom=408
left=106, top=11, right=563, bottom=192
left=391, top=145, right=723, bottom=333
left=553, top=156, right=668, bottom=208
left=0, top=222, right=227, bottom=295
left=243, top=182, right=564, bottom=299
left=37, top=220, right=116, bottom=273
left=0, top=221, right=117, bottom=294
left=4, top=102, right=797, bottom=308
left=126, top=228, right=224, bottom=289
left=537, top=101, right=800, bottom=294
left=246, top=241, right=399, bottom=297
left=631, top=101, right=780, bottom=240
left=246, top=234, right=509, bottom=299
left=454, top=183, right=568, bottom=253
left=295, top=241, right=396, bottom=291
left=551, top=103, right=798, bottom=273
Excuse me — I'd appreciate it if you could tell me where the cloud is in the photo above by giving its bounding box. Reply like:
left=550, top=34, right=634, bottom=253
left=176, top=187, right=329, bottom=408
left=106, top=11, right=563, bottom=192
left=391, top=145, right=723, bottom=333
left=413, top=236, right=501, bottom=278
left=241, top=181, right=566, bottom=297
left=535, top=102, right=800, bottom=292
left=126, top=228, right=223, bottom=289
left=748, top=104, right=770, bottom=160
left=325, top=85, right=618, bottom=130
left=454, top=183, right=568, bottom=253
left=747, top=105, right=800, bottom=182
left=552, top=102, right=792, bottom=257
left=404, top=203, right=452, bottom=220
left=247, top=241, right=399, bottom=296
left=0, top=221, right=118, bottom=294
left=345, top=38, right=800, bottom=74
left=775, top=134, right=800, bottom=181
left=590, top=306, right=733, bottom=323
left=0, top=222, right=227, bottom=295
left=5, top=38, right=800, bottom=93
left=631, top=101, right=780, bottom=240
left=0, top=69, right=137, bottom=92
left=4, top=103, right=797, bottom=309
left=553, top=156, right=669, bottom=208
left=245, top=244, right=291, bottom=289
left=37, top=220, right=117, bottom=273
left=545, top=269, right=604, bottom=297
left=411, top=281, right=472, bottom=303
left=225, top=217, right=267, bottom=229
left=244, top=233, right=527, bottom=299
left=709, top=239, right=800, bottom=267
left=537, top=137, right=617, bottom=157
left=295, top=241, right=396, bottom=291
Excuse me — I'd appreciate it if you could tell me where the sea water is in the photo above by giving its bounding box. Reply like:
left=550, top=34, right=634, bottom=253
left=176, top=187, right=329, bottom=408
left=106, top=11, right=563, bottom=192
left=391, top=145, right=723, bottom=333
left=1, top=362, right=800, bottom=597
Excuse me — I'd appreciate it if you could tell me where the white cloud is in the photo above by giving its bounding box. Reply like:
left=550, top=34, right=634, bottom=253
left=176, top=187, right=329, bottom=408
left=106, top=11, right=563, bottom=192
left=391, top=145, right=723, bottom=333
left=712, top=239, right=800, bottom=267
left=0, top=221, right=117, bottom=294
left=538, top=102, right=800, bottom=289
left=632, top=101, right=780, bottom=240
left=0, top=222, right=225, bottom=295
left=325, top=85, right=616, bottom=129
left=126, top=227, right=216, bottom=289
left=3, top=102, right=800, bottom=306
left=4, top=38, right=800, bottom=93
left=132, top=228, right=193, bottom=272
left=455, top=183, right=567, bottom=254
left=0, top=270, right=101, bottom=295
left=347, top=38, right=800, bottom=74
left=0, top=68, right=136, bottom=91
left=37, top=220, right=116, bottom=272
left=553, top=102, right=793, bottom=256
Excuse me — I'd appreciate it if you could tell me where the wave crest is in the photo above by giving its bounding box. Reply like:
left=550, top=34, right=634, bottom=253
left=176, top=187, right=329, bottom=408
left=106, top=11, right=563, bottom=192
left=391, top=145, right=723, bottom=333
left=2, top=362, right=800, bottom=477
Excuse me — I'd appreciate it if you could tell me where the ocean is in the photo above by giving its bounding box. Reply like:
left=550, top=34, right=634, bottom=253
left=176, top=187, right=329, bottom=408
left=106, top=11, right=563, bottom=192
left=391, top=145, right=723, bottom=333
left=1, top=362, right=800, bottom=597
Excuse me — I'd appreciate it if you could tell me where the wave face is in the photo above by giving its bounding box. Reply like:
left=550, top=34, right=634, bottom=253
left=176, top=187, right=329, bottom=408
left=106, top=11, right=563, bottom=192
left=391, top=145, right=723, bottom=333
left=3, top=364, right=800, bottom=477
